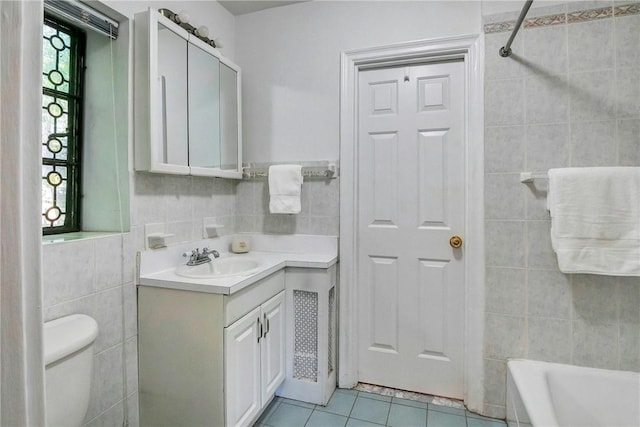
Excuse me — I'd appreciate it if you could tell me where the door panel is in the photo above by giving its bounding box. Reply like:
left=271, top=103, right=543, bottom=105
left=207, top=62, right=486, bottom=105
left=371, top=81, right=398, bottom=115
left=417, top=259, right=448, bottom=359
left=418, top=75, right=449, bottom=112
left=357, top=61, right=465, bottom=398
left=417, top=130, right=448, bottom=227
left=368, top=133, right=399, bottom=227
left=368, top=256, right=399, bottom=354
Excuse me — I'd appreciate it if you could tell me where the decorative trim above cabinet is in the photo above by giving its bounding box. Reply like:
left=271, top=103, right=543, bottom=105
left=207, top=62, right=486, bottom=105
left=134, top=8, right=243, bottom=179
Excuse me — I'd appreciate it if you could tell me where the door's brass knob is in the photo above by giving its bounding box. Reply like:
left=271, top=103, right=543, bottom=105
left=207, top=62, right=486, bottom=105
left=449, top=235, right=463, bottom=249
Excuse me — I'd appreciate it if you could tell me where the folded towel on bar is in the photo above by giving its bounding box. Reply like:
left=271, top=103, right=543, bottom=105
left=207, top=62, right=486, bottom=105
left=268, top=165, right=303, bottom=214
left=547, top=167, right=640, bottom=276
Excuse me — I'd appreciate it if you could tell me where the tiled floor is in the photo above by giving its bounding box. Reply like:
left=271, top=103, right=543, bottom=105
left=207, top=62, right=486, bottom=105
left=254, top=389, right=507, bottom=427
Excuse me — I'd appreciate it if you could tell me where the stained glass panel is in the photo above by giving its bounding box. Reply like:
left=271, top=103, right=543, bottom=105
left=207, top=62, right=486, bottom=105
left=42, top=15, right=84, bottom=234
left=43, top=24, right=56, bottom=38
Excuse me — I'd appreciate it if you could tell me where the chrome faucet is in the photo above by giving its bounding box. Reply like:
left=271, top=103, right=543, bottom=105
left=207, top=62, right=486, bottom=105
left=183, top=247, right=220, bottom=266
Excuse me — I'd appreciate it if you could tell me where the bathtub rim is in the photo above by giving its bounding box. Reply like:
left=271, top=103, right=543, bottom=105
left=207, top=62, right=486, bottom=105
left=507, top=358, right=640, bottom=427
left=507, top=359, right=558, bottom=427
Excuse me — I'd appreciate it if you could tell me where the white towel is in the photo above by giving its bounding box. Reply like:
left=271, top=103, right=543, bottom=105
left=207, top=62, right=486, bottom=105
left=268, top=165, right=303, bottom=214
left=547, top=167, right=640, bottom=276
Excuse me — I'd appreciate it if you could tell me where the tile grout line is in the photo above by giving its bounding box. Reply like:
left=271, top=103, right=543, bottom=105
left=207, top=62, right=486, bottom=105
left=345, top=390, right=358, bottom=423
left=261, top=389, right=507, bottom=427
left=301, top=405, right=314, bottom=427
left=383, top=397, right=392, bottom=426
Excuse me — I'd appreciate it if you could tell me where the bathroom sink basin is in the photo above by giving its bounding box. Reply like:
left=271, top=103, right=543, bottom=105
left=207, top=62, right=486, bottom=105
left=175, top=256, right=263, bottom=279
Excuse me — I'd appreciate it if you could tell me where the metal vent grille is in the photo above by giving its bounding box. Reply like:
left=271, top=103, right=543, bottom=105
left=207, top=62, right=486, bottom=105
left=328, top=286, right=335, bottom=375
left=293, top=290, right=318, bottom=382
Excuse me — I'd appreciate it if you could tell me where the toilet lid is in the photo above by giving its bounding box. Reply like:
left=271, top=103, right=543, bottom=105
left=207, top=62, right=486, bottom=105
left=44, top=314, right=98, bottom=366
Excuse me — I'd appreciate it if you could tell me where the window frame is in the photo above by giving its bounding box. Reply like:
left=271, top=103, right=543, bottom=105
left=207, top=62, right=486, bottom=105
left=41, top=14, right=86, bottom=235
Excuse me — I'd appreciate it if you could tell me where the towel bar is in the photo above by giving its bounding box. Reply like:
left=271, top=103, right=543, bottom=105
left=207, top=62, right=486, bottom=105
left=243, top=162, right=338, bottom=179
left=520, top=172, right=548, bottom=183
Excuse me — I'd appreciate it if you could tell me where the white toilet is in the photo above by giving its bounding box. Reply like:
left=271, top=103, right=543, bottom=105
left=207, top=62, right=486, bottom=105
left=44, top=314, right=99, bottom=427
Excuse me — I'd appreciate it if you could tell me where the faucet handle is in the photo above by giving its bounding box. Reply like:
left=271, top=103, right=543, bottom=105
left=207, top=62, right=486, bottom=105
left=201, top=248, right=220, bottom=258
left=182, top=250, right=197, bottom=259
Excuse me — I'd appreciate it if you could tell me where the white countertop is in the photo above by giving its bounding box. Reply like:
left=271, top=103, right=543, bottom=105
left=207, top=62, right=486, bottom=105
left=138, top=234, right=338, bottom=295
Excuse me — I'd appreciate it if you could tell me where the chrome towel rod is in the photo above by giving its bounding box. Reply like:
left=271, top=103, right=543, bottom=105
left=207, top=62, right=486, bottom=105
left=499, top=0, right=534, bottom=57
left=243, top=162, right=337, bottom=179
left=520, top=172, right=548, bottom=183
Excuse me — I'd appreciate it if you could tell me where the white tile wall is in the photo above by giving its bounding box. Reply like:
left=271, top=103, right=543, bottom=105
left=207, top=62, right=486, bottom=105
left=485, top=79, right=525, bottom=126
left=85, top=401, right=124, bottom=427
left=527, top=317, right=572, bottom=363
left=126, top=393, right=140, bottom=427
left=620, top=323, right=640, bottom=370
left=572, top=319, right=619, bottom=369
left=484, top=313, right=527, bottom=360
left=485, top=126, right=525, bottom=173
left=131, top=174, right=238, bottom=248
left=43, top=172, right=239, bottom=426
left=525, top=74, right=569, bottom=124
left=125, top=337, right=139, bottom=396
left=483, top=359, right=507, bottom=407
left=236, top=177, right=340, bottom=236
left=85, top=343, right=124, bottom=422
left=42, top=235, right=134, bottom=425
left=484, top=32, right=524, bottom=80
left=525, top=124, right=569, bottom=170
left=616, top=67, right=640, bottom=118
left=569, top=20, right=614, bottom=72
left=484, top=4, right=640, bottom=419
left=615, top=15, right=640, bottom=67
left=526, top=269, right=572, bottom=319
left=523, top=25, right=568, bottom=76
left=485, top=221, right=526, bottom=268
left=618, top=119, right=640, bottom=164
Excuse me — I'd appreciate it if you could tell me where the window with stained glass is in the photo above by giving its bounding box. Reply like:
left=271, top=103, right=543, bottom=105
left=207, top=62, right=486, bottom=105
left=42, top=15, right=85, bottom=234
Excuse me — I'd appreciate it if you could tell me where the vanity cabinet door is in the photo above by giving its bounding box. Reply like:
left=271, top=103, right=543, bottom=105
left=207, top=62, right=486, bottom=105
left=260, top=291, right=286, bottom=404
left=225, top=307, right=261, bottom=427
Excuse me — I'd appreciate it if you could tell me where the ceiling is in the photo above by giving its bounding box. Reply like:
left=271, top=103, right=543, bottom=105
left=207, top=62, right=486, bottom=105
left=219, top=1, right=309, bottom=16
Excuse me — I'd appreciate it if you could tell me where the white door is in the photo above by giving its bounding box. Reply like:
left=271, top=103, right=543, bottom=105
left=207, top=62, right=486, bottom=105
left=357, top=61, right=465, bottom=398
left=260, top=291, right=286, bottom=404
left=225, top=307, right=261, bottom=427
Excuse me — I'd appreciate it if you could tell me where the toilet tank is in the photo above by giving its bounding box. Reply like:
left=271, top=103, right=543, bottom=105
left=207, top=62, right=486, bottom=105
left=44, top=314, right=99, bottom=427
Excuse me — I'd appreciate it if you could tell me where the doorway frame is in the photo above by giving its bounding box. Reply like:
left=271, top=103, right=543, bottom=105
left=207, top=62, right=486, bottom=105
left=338, top=34, right=485, bottom=411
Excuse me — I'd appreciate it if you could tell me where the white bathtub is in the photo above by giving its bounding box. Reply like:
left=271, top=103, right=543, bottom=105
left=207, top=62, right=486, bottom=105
left=507, top=359, right=640, bottom=427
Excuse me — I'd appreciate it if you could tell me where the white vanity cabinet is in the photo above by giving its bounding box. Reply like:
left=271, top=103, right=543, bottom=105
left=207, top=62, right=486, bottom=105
left=138, top=270, right=285, bottom=427
left=225, top=291, right=285, bottom=427
left=134, top=8, right=242, bottom=178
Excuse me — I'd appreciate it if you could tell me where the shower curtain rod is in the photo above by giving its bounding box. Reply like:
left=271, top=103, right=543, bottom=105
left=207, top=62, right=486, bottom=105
left=499, top=0, right=534, bottom=57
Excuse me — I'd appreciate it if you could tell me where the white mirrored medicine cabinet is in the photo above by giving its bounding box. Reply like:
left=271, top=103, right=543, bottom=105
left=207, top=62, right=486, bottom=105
left=134, top=9, right=242, bottom=179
